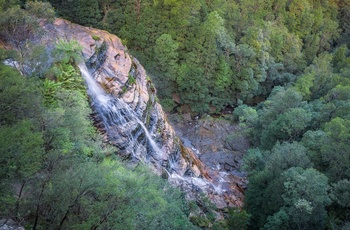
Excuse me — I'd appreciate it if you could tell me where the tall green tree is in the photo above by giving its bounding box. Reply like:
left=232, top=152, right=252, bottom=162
left=153, top=33, right=179, bottom=98
left=264, top=167, right=330, bottom=230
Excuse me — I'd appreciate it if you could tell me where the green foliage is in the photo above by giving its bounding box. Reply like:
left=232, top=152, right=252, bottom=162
left=91, top=34, right=100, bottom=41
left=242, top=148, right=265, bottom=173
left=0, top=64, right=41, bottom=125
left=337, top=4, right=350, bottom=46
left=21, top=158, right=196, bottom=229
left=127, top=75, right=136, bottom=85
left=176, top=64, right=210, bottom=114
left=331, top=179, right=350, bottom=208
left=243, top=142, right=314, bottom=228
left=266, top=142, right=312, bottom=176
left=0, top=5, right=39, bottom=46
left=0, top=0, right=19, bottom=12
left=0, top=5, right=45, bottom=75
left=0, top=2, right=56, bottom=76
left=153, top=33, right=179, bottom=98
left=160, top=98, right=177, bottom=113
left=260, top=107, right=312, bottom=149
left=0, top=119, right=44, bottom=219
left=321, top=117, right=350, bottom=181
left=46, top=0, right=343, bottom=112
left=226, top=208, right=251, bottom=229
left=238, top=50, right=350, bottom=229
left=51, top=0, right=101, bottom=27
left=53, top=39, right=83, bottom=64
left=279, top=167, right=331, bottom=229
left=0, top=62, right=197, bottom=229
left=41, top=39, right=86, bottom=103
left=42, top=78, right=61, bottom=107
left=0, top=120, right=43, bottom=181
left=25, top=1, right=55, bottom=23
left=307, top=53, right=336, bottom=99
left=294, top=72, right=315, bottom=100
left=52, top=63, right=85, bottom=91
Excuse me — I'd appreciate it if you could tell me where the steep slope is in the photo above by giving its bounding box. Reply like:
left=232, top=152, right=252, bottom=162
left=44, top=18, right=245, bottom=209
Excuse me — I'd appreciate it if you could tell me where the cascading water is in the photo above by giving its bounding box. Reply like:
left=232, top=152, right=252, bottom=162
left=79, top=62, right=244, bottom=208
left=78, top=63, right=163, bottom=160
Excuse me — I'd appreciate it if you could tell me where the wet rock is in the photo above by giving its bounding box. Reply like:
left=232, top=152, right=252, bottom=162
left=199, top=152, right=240, bottom=171
left=224, top=132, right=250, bottom=152
left=170, top=116, right=249, bottom=208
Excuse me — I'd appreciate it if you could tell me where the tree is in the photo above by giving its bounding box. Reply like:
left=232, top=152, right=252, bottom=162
left=98, top=0, right=117, bottom=23
left=0, top=0, right=19, bottom=11
left=331, top=179, right=350, bottom=208
left=52, top=0, right=101, bottom=27
left=265, top=22, right=305, bottom=73
left=234, top=104, right=258, bottom=136
left=0, top=6, right=40, bottom=74
left=76, top=0, right=102, bottom=27
left=0, top=2, right=55, bottom=76
left=337, top=4, right=350, bottom=46
left=321, top=117, right=350, bottom=181
left=265, top=142, right=312, bottom=176
left=0, top=120, right=43, bottom=219
left=332, top=45, right=350, bottom=73
left=226, top=208, right=251, bottom=229
left=0, top=65, right=41, bottom=125
left=153, top=33, right=179, bottom=98
left=244, top=142, right=313, bottom=228
left=324, top=85, right=350, bottom=119
left=260, top=108, right=311, bottom=149
left=176, top=64, right=210, bottom=113
left=280, top=167, right=330, bottom=230
left=261, top=167, right=330, bottom=230
left=25, top=1, right=55, bottom=23
left=299, top=53, right=335, bottom=100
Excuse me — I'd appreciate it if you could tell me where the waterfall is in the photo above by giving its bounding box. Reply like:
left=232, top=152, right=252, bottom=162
left=78, top=63, right=163, bottom=159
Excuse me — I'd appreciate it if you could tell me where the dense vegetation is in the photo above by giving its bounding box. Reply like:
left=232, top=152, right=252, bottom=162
left=48, top=0, right=348, bottom=114
left=0, top=2, right=199, bottom=229
left=1, top=0, right=350, bottom=229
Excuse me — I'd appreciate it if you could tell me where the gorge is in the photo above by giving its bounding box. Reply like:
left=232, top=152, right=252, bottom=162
left=2, top=1, right=349, bottom=228
left=42, top=18, right=247, bottom=211
left=50, top=19, right=246, bottom=209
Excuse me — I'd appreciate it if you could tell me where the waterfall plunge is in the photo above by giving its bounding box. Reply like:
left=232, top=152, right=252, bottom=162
left=79, top=64, right=163, bottom=160
left=80, top=64, right=227, bottom=195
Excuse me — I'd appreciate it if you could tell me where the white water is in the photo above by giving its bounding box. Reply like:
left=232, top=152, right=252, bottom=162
left=79, top=63, right=231, bottom=203
left=79, top=64, right=163, bottom=158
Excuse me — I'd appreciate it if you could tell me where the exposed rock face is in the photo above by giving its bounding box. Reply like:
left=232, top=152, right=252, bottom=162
left=173, top=117, right=249, bottom=171
left=170, top=116, right=249, bottom=204
left=0, top=219, right=25, bottom=230
left=43, top=18, right=246, bottom=209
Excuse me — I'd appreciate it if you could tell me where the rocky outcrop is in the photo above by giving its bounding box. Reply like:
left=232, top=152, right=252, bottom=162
left=170, top=116, right=248, bottom=207
left=43, top=18, right=246, bottom=210
left=172, top=117, right=249, bottom=171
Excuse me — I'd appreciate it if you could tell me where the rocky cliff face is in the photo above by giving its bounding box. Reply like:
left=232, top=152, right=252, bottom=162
left=43, top=18, right=246, bottom=210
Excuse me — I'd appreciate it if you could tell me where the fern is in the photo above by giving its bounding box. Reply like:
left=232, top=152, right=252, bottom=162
left=53, top=39, right=83, bottom=64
